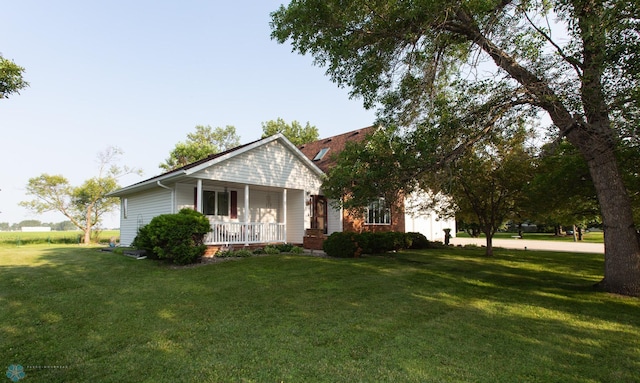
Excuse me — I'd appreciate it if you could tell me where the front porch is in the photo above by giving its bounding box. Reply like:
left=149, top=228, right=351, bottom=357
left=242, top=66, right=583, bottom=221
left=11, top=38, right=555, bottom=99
left=186, top=180, right=309, bottom=246
left=204, top=221, right=286, bottom=246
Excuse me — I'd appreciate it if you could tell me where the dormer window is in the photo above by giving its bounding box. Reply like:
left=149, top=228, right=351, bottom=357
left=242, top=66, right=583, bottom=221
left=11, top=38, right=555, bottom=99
left=313, top=148, right=330, bottom=161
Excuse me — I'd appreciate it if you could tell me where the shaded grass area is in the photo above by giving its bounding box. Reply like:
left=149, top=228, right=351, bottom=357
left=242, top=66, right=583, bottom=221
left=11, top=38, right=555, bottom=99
left=0, top=244, right=638, bottom=382
left=456, top=231, right=604, bottom=243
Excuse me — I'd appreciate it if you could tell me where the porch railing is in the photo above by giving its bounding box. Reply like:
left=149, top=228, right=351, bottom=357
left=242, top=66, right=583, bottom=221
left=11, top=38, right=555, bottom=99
left=204, top=221, right=286, bottom=245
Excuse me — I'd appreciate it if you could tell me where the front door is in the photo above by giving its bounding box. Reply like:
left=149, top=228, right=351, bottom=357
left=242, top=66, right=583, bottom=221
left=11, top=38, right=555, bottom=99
left=311, top=195, right=328, bottom=234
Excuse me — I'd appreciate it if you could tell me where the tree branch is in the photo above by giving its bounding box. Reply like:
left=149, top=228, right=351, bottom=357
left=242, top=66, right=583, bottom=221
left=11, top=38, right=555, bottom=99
left=523, top=11, right=583, bottom=78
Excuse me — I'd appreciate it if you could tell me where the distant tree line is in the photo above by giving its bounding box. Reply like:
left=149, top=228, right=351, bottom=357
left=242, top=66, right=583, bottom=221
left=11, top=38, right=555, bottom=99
left=0, top=220, right=78, bottom=231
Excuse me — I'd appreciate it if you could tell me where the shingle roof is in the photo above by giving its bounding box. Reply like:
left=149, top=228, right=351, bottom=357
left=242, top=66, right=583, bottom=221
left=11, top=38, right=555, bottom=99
left=298, top=126, right=376, bottom=173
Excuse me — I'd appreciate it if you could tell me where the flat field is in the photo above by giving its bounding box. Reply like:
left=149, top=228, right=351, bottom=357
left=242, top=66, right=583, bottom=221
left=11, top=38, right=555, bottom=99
left=0, top=244, right=638, bottom=382
left=0, top=230, right=119, bottom=245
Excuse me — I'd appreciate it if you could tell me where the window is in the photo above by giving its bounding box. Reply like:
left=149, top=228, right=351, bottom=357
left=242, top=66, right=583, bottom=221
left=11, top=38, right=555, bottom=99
left=310, top=195, right=328, bottom=234
left=365, top=197, right=391, bottom=225
left=217, top=191, right=229, bottom=216
left=313, top=148, right=330, bottom=161
left=202, top=190, right=229, bottom=216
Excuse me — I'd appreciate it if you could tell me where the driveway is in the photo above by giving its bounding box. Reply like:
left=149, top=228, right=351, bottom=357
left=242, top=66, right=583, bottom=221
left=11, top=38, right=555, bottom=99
left=449, top=237, right=604, bottom=254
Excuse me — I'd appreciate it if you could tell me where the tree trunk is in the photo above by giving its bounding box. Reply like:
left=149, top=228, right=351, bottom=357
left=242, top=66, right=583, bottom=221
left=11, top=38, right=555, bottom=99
left=581, top=144, right=640, bottom=295
left=484, top=228, right=494, bottom=257
left=453, top=8, right=640, bottom=295
left=484, top=236, right=494, bottom=256
left=578, top=227, right=583, bottom=241
left=83, top=207, right=92, bottom=245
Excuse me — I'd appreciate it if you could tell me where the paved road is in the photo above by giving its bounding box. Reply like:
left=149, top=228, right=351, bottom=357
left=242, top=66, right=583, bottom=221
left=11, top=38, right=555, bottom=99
left=449, top=237, right=604, bottom=254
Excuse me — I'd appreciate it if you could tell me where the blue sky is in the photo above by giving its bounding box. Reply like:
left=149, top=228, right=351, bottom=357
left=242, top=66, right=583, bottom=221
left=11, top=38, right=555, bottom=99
left=1, top=1, right=377, bottom=227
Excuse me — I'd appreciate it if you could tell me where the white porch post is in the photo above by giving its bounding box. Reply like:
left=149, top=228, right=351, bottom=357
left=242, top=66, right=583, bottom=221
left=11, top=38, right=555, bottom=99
left=244, top=184, right=249, bottom=246
left=282, top=189, right=287, bottom=243
left=196, top=179, right=203, bottom=213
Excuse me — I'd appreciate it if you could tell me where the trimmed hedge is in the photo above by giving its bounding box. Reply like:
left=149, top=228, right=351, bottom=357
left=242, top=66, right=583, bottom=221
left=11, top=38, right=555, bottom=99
left=132, top=208, right=212, bottom=265
left=323, top=231, right=430, bottom=258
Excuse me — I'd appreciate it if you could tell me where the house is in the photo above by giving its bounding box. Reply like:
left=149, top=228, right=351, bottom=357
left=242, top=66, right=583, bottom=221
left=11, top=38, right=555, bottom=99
left=298, top=127, right=455, bottom=246
left=108, top=127, right=454, bottom=251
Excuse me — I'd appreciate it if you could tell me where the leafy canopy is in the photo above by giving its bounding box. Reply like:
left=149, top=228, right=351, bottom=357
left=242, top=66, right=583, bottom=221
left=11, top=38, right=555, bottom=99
left=20, top=147, right=142, bottom=243
left=261, top=118, right=319, bottom=146
left=0, top=55, right=29, bottom=98
left=160, top=125, right=241, bottom=171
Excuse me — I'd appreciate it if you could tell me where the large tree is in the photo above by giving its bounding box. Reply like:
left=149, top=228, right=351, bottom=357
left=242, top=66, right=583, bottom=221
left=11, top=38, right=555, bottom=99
left=525, top=139, right=601, bottom=235
left=437, top=128, right=537, bottom=256
left=0, top=55, right=29, bottom=98
left=271, top=0, right=640, bottom=296
left=261, top=118, right=319, bottom=146
left=20, top=147, right=141, bottom=244
left=160, top=125, right=241, bottom=171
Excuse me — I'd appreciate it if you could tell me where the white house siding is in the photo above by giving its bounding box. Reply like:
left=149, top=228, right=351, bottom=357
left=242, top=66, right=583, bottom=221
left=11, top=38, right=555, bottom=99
left=405, top=212, right=456, bottom=242
left=248, top=189, right=280, bottom=222
left=191, top=140, right=322, bottom=191
left=119, top=188, right=173, bottom=246
left=404, top=191, right=456, bottom=241
left=327, top=199, right=343, bottom=235
left=286, top=189, right=306, bottom=243
left=175, top=183, right=194, bottom=212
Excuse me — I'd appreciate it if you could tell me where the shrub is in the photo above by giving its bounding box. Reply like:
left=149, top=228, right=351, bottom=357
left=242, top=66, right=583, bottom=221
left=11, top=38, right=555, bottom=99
left=264, top=245, right=281, bottom=255
left=215, top=248, right=254, bottom=258
left=275, top=243, right=294, bottom=253
left=132, top=208, right=211, bottom=265
left=406, top=232, right=430, bottom=249
left=323, top=231, right=424, bottom=257
left=323, top=232, right=359, bottom=258
left=289, top=246, right=304, bottom=254
left=232, top=249, right=253, bottom=257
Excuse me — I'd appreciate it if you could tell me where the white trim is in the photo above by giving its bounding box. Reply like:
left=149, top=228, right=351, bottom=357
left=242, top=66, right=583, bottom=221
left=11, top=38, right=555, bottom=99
left=196, top=179, right=203, bottom=213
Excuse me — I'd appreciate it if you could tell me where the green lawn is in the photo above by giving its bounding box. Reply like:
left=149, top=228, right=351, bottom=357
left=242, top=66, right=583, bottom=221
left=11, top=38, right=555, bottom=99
left=457, top=231, right=605, bottom=243
left=1, top=244, right=638, bottom=382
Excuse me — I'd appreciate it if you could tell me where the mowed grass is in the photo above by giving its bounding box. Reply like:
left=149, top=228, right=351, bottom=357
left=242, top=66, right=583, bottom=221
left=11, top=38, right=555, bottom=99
left=1, top=244, right=638, bottom=382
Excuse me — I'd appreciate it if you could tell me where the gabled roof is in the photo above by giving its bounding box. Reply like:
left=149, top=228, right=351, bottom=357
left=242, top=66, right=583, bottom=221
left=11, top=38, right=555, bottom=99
left=298, top=126, right=376, bottom=173
left=108, top=133, right=324, bottom=197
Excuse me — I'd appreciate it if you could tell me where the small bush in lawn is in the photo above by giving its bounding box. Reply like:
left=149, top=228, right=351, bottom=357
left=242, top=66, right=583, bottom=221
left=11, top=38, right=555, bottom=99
left=215, top=248, right=234, bottom=258
left=406, top=232, right=430, bottom=249
left=289, top=246, right=304, bottom=254
left=132, top=208, right=211, bottom=265
left=357, top=231, right=376, bottom=254
left=359, top=232, right=405, bottom=254
left=232, top=249, right=253, bottom=257
left=323, top=232, right=359, bottom=258
left=323, top=231, right=420, bottom=257
left=275, top=243, right=294, bottom=253
left=264, top=246, right=281, bottom=255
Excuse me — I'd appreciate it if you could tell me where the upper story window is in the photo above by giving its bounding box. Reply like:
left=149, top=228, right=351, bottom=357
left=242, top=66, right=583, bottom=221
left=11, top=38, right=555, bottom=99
left=365, top=197, right=391, bottom=225
left=313, top=148, right=330, bottom=161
